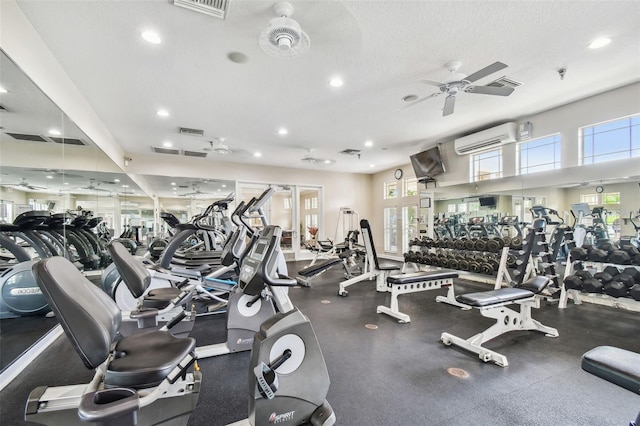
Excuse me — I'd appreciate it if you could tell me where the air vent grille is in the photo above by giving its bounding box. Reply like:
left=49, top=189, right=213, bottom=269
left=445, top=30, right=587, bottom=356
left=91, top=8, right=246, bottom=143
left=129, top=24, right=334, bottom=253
left=340, top=149, right=361, bottom=156
left=5, top=133, right=49, bottom=142
left=487, top=76, right=523, bottom=89
left=179, top=127, right=205, bottom=137
left=152, top=147, right=180, bottom=155
left=183, top=150, right=208, bottom=158
left=172, top=0, right=228, bottom=19
left=49, top=137, right=85, bottom=145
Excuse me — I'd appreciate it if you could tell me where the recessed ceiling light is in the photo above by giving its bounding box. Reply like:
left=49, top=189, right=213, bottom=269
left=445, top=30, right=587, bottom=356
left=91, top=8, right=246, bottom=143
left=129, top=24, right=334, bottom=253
left=157, top=109, right=169, bottom=117
left=171, top=182, right=176, bottom=186
left=324, top=159, right=332, bottom=164
left=46, top=175, right=53, bottom=179
left=254, top=152, right=262, bottom=157
left=64, top=182, right=69, bottom=185
left=364, top=140, right=373, bottom=147
left=369, top=164, right=375, bottom=168
left=114, top=179, right=120, bottom=183
left=48, top=129, right=61, bottom=136
left=277, top=128, right=288, bottom=135
left=222, top=184, right=226, bottom=188
left=122, top=184, right=129, bottom=188
left=588, top=37, right=611, bottom=49
left=329, top=77, right=344, bottom=87
left=217, top=189, right=221, bottom=192
left=163, top=141, right=173, bottom=147
left=0, top=86, right=7, bottom=93
left=141, top=31, right=161, bottom=44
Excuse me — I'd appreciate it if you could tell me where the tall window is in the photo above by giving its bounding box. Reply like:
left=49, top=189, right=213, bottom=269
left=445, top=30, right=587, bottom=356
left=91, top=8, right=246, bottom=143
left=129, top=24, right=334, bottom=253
left=384, top=181, right=398, bottom=199
left=401, top=206, right=418, bottom=250
left=580, top=194, right=598, bottom=205
left=471, top=149, right=502, bottom=181
left=581, top=114, right=640, bottom=164
left=518, top=134, right=561, bottom=174
left=603, top=192, right=620, bottom=205
left=403, top=178, right=418, bottom=197
left=383, top=207, right=397, bottom=253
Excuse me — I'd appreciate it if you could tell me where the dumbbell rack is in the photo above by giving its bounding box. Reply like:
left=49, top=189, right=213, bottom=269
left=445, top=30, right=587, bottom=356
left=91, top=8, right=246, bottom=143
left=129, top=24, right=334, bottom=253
left=560, top=256, right=640, bottom=312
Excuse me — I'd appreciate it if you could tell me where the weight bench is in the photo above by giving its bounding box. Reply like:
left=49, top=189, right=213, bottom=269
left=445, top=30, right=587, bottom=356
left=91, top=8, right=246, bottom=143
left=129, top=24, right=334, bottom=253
left=377, top=270, right=459, bottom=323
left=296, top=257, right=344, bottom=287
left=338, top=219, right=400, bottom=296
left=582, top=346, right=640, bottom=425
left=441, top=276, right=559, bottom=367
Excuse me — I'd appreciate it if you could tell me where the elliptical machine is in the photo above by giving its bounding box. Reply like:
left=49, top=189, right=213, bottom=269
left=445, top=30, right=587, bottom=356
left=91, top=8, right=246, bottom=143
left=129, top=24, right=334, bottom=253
left=230, top=224, right=335, bottom=426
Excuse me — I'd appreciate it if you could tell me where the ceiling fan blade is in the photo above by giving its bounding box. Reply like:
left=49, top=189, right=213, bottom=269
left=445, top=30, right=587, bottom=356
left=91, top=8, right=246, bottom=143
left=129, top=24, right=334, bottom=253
left=464, top=62, right=508, bottom=83
left=442, top=95, right=456, bottom=116
left=419, top=79, right=446, bottom=87
left=466, top=85, right=514, bottom=96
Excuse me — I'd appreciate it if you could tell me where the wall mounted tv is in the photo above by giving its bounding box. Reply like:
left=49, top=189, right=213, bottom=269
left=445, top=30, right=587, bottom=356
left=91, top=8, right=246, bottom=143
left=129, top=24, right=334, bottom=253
left=479, top=196, right=496, bottom=207
left=409, top=146, right=445, bottom=181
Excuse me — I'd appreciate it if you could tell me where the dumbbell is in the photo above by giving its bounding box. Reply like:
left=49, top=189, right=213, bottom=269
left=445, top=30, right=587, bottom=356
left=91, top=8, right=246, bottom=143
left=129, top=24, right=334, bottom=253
left=464, top=238, right=476, bottom=251
left=621, top=245, right=640, bottom=258
left=582, top=278, right=604, bottom=293
left=575, top=270, right=593, bottom=281
left=448, top=259, right=459, bottom=270
left=510, top=236, right=523, bottom=249
left=564, top=275, right=583, bottom=290
left=622, top=267, right=640, bottom=284
left=474, top=239, right=487, bottom=251
left=458, top=259, right=469, bottom=271
left=569, top=247, right=589, bottom=261
left=404, top=251, right=415, bottom=263
left=588, top=248, right=609, bottom=263
left=454, top=238, right=465, bottom=250
left=468, top=261, right=481, bottom=273
left=593, top=271, right=614, bottom=285
left=501, top=236, right=512, bottom=248
left=480, top=263, right=494, bottom=275
left=613, top=274, right=635, bottom=289
left=486, top=237, right=504, bottom=253
left=630, top=284, right=640, bottom=301
left=598, top=242, right=618, bottom=254
left=608, top=250, right=631, bottom=265
left=603, top=265, right=621, bottom=277
left=603, top=281, right=628, bottom=298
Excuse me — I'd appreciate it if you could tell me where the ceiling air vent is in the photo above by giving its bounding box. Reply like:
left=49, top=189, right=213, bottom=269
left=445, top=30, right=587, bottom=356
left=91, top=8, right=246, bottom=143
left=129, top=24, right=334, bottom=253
left=340, top=149, right=361, bottom=156
left=487, top=76, right=523, bottom=89
left=152, top=147, right=180, bottom=155
left=183, top=150, right=208, bottom=158
left=5, top=132, right=49, bottom=142
left=172, top=0, right=228, bottom=19
left=49, top=137, right=85, bottom=145
left=179, top=126, right=205, bottom=137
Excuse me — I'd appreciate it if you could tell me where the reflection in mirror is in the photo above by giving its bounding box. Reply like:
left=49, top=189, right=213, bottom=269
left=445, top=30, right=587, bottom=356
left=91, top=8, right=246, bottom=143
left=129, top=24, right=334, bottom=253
left=0, top=49, right=132, bottom=373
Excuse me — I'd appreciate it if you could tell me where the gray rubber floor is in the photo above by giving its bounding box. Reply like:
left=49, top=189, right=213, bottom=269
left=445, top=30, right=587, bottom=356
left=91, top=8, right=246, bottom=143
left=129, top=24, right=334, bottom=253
left=1, top=261, right=639, bottom=425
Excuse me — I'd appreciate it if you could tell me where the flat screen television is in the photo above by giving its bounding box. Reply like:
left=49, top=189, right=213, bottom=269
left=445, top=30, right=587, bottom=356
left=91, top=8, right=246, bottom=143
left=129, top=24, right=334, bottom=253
left=409, top=146, right=445, bottom=181
left=479, top=196, right=496, bottom=207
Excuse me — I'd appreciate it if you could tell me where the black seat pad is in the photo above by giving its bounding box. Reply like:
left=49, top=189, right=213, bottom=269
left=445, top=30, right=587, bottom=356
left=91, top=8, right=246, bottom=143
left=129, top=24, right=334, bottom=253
left=387, top=270, right=458, bottom=285
left=378, top=262, right=401, bottom=271
left=106, top=331, right=196, bottom=389
left=457, top=287, right=534, bottom=307
left=298, top=258, right=342, bottom=277
left=581, top=346, right=640, bottom=395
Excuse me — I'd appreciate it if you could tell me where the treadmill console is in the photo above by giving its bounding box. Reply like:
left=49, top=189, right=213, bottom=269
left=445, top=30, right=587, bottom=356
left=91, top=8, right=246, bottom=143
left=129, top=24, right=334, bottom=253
left=238, top=226, right=281, bottom=296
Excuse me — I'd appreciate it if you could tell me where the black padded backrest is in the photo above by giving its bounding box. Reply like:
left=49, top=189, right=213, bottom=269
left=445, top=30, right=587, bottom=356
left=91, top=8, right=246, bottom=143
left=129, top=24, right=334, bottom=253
left=107, top=241, right=151, bottom=298
left=360, top=219, right=381, bottom=270
left=516, top=275, right=550, bottom=294
left=32, top=257, right=121, bottom=369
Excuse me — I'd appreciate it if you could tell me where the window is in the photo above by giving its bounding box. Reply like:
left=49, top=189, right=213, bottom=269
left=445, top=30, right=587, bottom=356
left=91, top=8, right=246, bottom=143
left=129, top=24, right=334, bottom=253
left=283, top=198, right=291, bottom=209
left=403, top=178, right=418, bottom=197
left=304, top=198, right=311, bottom=209
left=401, top=206, right=418, bottom=250
left=602, top=192, right=620, bottom=205
left=518, top=134, right=561, bottom=174
left=447, top=204, right=456, bottom=214
left=457, top=203, right=467, bottom=213
left=0, top=201, right=13, bottom=223
left=580, top=194, right=598, bottom=205
left=384, top=181, right=398, bottom=199
left=304, top=214, right=318, bottom=240
left=311, top=197, right=318, bottom=209
left=468, top=201, right=480, bottom=212
left=471, top=149, right=502, bottom=181
left=383, top=207, right=397, bottom=252
left=581, top=114, right=640, bottom=164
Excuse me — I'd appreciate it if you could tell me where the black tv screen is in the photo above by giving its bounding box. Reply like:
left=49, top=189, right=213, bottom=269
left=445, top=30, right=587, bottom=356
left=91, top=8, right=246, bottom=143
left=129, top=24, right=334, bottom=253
left=479, top=196, right=496, bottom=207
left=409, top=146, right=445, bottom=180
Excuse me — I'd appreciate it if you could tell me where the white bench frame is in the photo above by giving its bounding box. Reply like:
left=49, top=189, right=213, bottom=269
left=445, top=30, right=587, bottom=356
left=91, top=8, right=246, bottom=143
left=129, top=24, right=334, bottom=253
left=441, top=295, right=558, bottom=367
left=377, top=276, right=455, bottom=323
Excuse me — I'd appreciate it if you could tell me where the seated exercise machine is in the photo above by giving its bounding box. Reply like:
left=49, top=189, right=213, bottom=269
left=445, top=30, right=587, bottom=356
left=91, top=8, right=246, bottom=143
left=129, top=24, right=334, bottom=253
left=581, top=346, right=639, bottom=425
left=25, top=256, right=201, bottom=426
left=377, top=269, right=459, bottom=323
left=230, top=224, right=335, bottom=426
left=440, top=275, right=559, bottom=367
left=338, top=219, right=400, bottom=296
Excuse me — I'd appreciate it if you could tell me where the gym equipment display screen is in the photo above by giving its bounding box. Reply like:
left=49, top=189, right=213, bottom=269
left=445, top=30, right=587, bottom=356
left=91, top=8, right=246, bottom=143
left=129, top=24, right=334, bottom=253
left=410, top=146, right=445, bottom=181
left=479, top=196, right=496, bottom=207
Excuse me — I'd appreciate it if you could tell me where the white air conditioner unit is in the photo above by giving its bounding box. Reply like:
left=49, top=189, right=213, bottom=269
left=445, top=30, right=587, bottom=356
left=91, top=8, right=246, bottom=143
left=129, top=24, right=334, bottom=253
left=454, top=122, right=518, bottom=155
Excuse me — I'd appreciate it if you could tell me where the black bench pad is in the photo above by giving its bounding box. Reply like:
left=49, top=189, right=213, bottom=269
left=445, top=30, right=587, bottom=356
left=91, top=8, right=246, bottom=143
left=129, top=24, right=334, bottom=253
left=379, top=262, right=401, bottom=271
left=387, top=270, right=458, bottom=285
left=581, top=346, right=640, bottom=395
left=456, top=288, right=534, bottom=307
left=298, top=258, right=343, bottom=277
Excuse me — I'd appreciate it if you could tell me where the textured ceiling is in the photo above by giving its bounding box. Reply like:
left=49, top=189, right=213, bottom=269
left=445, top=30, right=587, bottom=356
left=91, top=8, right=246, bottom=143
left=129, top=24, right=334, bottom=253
left=11, top=0, right=640, bottom=176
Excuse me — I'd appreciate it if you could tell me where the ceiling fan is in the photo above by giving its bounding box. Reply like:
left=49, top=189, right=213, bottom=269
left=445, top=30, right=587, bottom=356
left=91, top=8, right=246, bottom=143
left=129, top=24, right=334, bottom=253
left=301, top=149, right=335, bottom=166
left=79, top=180, right=110, bottom=192
left=179, top=187, right=211, bottom=197
left=413, top=61, right=515, bottom=116
left=205, top=139, right=232, bottom=155
left=2, top=177, right=46, bottom=190
left=258, top=2, right=310, bottom=58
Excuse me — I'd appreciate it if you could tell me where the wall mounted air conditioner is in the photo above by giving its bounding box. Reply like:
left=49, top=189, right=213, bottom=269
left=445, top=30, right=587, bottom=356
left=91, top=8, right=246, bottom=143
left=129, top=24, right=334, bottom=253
left=454, top=122, right=517, bottom=155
